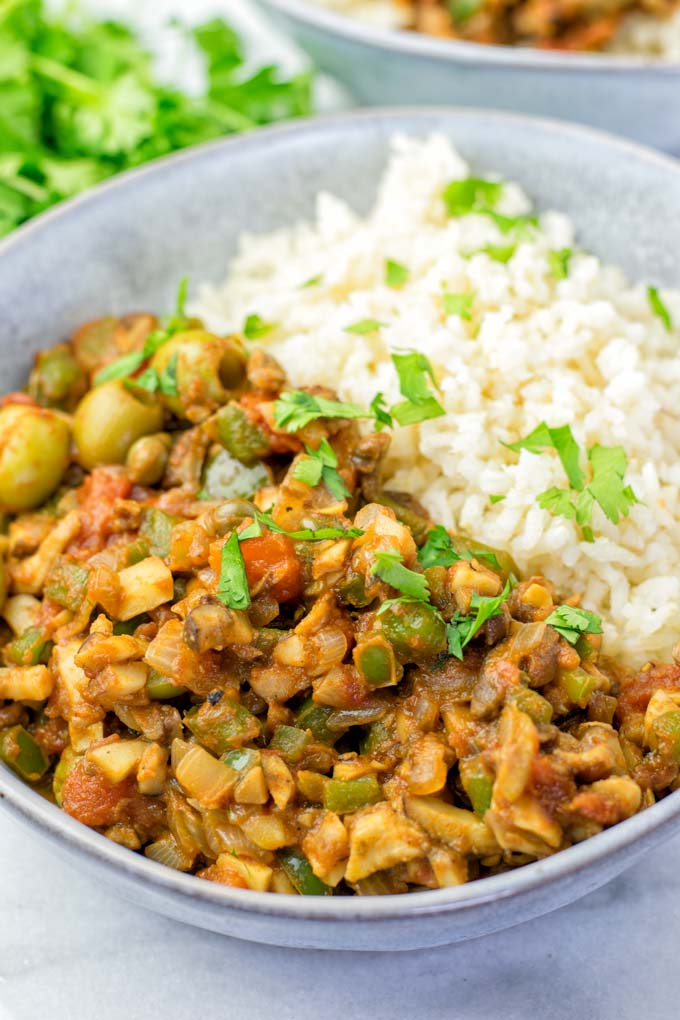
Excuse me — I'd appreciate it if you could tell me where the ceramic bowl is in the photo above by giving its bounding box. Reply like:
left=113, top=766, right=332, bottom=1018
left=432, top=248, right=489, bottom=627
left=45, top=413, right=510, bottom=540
left=1, top=109, right=680, bottom=951
left=257, top=0, right=680, bottom=153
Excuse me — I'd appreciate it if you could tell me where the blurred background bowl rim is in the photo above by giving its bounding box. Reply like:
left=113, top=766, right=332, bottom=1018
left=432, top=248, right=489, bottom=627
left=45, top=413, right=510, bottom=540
left=2, top=107, right=680, bottom=923
left=259, top=0, right=680, bottom=72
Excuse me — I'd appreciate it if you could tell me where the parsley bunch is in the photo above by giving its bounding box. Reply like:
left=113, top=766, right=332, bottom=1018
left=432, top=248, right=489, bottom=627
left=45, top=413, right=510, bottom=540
left=504, top=421, right=639, bottom=542
left=0, top=2, right=312, bottom=236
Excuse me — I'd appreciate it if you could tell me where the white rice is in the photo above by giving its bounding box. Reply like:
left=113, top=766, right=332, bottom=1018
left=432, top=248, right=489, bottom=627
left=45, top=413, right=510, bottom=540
left=195, top=135, right=680, bottom=663
left=308, top=0, right=680, bottom=60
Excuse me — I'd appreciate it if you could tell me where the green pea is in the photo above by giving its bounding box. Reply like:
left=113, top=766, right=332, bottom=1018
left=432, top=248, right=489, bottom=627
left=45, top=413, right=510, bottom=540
left=150, top=330, right=246, bottom=418
left=73, top=380, right=164, bottom=470
left=125, top=432, right=171, bottom=485
left=380, top=600, right=447, bottom=662
left=28, top=344, right=87, bottom=411
left=0, top=404, right=71, bottom=512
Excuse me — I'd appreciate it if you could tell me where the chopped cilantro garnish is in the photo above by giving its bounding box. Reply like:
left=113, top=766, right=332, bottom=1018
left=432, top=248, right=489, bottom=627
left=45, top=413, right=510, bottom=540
left=158, top=353, right=179, bottom=397
left=217, top=531, right=251, bottom=611
left=484, top=211, right=537, bottom=237
left=96, top=350, right=147, bottom=385
left=545, top=604, right=603, bottom=645
left=549, top=248, right=573, bottom=280
left=648, top=285, right=673, bottom=332
left=240, top=510, right=363, bottom=543
left=443, top=177, right=503, bottom=217
left=390, top=350, right=445, bottom=427
left=418, top=525, right=501, bottom=571
left=371, top=550, right=430, bottom=602
left=385, top=259, right=409, bottom=289
left=443, top=292, right=474, bottom=320
left=0, top=11, right=313, bottom=239
left=344, top=319, right=386, bottom=335
left=292, top=438, right=349, bottom=501
left=504, top=421, right=585, bottom=491
left=446, top=580, right=511, bottom=660
left=489, top=494, right=505, bottom=504
left=273, top=390, right=367, bottom=432
left=299, top=274, right=323, bottom=289
left=369, top=392, right=393, bottom=431
left=505, top=422, right=639, bottom=538
left=244, top=314, right=276, bottom=340
left=477, top=243, right=517, bottom=264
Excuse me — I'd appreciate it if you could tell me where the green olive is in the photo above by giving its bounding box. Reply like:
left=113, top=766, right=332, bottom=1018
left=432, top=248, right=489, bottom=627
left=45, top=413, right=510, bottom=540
left=125, top=432, right=172, bottom=485
left=150, top=330, right=246, bottom=419
left=73, top=380, right=164, bottom=470
left=0, top=404, right=71, bottom=512
left=28, top=344, right=88, bottom=411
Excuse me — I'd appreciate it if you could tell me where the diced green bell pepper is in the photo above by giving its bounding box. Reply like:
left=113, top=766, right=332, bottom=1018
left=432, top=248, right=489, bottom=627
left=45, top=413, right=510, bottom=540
left=323, top=774, right=382, bottom=814
left=295, top=698, right=338, bottom=745
left=278, top=848, right=332, bottom=896
left=651, top=710, right=680, bottom=762
left=269, top=725, right=311, bottom=763
left=0, top=725, right=49, bottom=781
left=184, top=698, right=260, bottom=755
left=147, top=669, right=187, bottom=700
left=216, top=403, right=270, bottom=465
left=507, top=686, right=553, bottom=725
left=7, top=626, right=52, bottom=667
left=45, top=560, right=89, bottom=611
left=353, top=636, right=398, bottom=688
left=459, top=758, right=494, bottom=818
left=562, top=667, right=597, bottom=708
left=140, top=507, right=176, bottom=558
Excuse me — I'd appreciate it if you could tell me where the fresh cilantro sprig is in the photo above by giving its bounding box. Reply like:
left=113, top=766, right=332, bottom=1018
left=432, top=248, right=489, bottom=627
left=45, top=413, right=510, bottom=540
left=545, top=604, right=603, bottom=645
left=385, top=259, right=409, bottom=289
left=418, top=525, right=501, bottom=571
left=0, top=9, right=313, bottom=238
left=292, top=439, right=350, bottom=501
left=273, top=391, right=368, bottom=432
left=94, top=278, right=189, bottom=386
left=390, top=350, right=445, bottom=426
left=445, top=581, right=511, bottom=660
left=244, top=314, right=277, bottom=340
left=239, top=509, right=363, bottom=543
left=504, top=422, right=639, bottom=541
left=371, top=550, right=430, bottom=601
left=443, top=177, right=503, bottom=217
left=443, top=292, right=474, bottom=320
left=344, top=319, right=386, bottom=335
left=217, top=531, right=251, bottom=611
left=549, top=249, right=573, bottom=280
left=648, top=286, right=673, bottom=332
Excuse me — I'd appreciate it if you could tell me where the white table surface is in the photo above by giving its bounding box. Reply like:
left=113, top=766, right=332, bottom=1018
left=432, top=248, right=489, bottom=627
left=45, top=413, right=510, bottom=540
left=2, top=3, right=678, bottom=1016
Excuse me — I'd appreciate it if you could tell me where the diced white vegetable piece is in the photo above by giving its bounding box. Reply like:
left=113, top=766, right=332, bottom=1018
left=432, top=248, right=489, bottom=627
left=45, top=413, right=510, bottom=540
left=116, top=556, right=173, bottom=621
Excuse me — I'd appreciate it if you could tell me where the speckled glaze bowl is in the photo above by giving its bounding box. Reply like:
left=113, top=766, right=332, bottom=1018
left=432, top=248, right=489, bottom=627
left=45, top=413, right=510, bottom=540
left=1, top=110, right=680, bottom=951
left=257, top=0, right=680, bottom=153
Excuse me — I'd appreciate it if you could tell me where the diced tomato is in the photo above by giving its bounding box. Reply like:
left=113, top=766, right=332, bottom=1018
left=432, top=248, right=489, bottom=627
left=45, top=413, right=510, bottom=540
left=74, top=467, right=132, bottom=552
left=196, top=859, right=249, bottom=889
left=240, top=532, right=303, bottom=603
left=616, top=664, right=680, bottom=724
left=62, top=761, right=135, bottom=828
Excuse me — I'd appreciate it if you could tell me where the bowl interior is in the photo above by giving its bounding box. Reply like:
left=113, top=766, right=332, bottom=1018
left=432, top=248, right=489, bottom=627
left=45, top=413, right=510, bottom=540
left=1, top=109, right=680, bottom=936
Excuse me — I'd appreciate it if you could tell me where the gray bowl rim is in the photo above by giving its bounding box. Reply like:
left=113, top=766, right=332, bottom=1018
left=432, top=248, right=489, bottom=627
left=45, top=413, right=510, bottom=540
left=260, top=0, right=680, bottom=72
left=2, top=106, right=680, bottom=923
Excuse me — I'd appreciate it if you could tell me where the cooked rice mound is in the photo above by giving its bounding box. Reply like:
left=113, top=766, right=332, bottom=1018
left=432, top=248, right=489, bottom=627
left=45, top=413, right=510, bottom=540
left=195, top=135, right=680, bottom=663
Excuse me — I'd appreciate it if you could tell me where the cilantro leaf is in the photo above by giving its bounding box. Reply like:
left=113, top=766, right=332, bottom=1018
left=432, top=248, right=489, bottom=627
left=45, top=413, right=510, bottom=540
left=217, top=531, right=251, bottom=611
left=418, top=525, right=501, bottom=571
left=244, top=313, right=276, bottom=340
left=292, top=438, right=350, bottom=501
left=549, top=248, right=572, bottom=280
left=586, top=444, right=639, bottom=524
left=446, top=580, right=511, bottom=660
left=95, top=349, right=146, bottom=385
left=385, top=259, right=409, bottom=289
left=390, top=350, right=445, bottom=427
left=299, top=274, right=322, bottom=289
left=369, top=392, right=393, bottom=431
left=489, top=494, right=505, bottom=505
left=443, top=177, right=503, bottom=217
left=158, top=352, right=179, bottom=397
left=648, top=285, right=673, bottom=332
left=246, top=509, right=362, bottom=542
left=545, top=604, right=603, bottom=645
left=125, top=365, right=158, bottom=393
left=484, top=211, right=537, bottom=237
left=370, top=550, right=430, bottom=601
left=344, top=319, right=386, bottom=335
left=443, top=292, right=474, bottom=320
left=273, top=390, right=367, bottom=432
left=418, top=525, right=459, bottom=569
left=475, top=244, right=517, bottom=264
left=504, top=422, right=585, bottom=491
